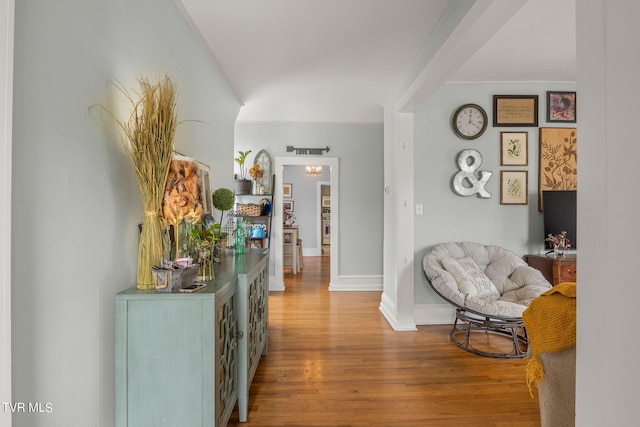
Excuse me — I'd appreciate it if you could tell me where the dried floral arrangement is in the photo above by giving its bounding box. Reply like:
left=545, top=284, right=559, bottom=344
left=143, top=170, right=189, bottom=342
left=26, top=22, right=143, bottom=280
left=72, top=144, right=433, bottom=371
left=248, top=163, right=264, bottom=180
left=102, top=76, right=178, bottom=288
left=162, top=156, right=205, bottom=259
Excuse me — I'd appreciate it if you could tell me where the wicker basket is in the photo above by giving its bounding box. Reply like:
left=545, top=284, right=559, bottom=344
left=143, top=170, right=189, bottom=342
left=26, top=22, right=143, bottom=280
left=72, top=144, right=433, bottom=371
left=237, top=203, right=262, bottom=216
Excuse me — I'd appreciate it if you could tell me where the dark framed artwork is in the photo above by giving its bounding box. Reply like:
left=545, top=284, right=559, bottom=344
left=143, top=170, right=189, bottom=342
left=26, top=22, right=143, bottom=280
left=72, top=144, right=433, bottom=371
left=493, top=95, right=538, bottom=127
left=547, top=91, right=576, bottom=123
left=500, top=170, right=528, bottom=205
left=283, top=200, right=294, bottom=212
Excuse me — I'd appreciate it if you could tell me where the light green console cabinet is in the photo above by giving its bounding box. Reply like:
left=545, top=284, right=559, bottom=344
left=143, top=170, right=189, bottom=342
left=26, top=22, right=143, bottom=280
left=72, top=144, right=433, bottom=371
left=236, top=250, right=269, bottom=422
left=115, top=249, right=269, bottom=427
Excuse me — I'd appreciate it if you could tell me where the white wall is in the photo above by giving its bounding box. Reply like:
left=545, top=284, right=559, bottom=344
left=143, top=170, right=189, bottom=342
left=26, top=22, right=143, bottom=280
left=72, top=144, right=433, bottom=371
left=1, top=1, right=14, bottom=425
left=413, top=82, right=576, bottom=305
left=235, top=121, right=384, bottom=277
left=11, top=0, right=240, bottom=425
left=576, top=1, right=640, bottom=425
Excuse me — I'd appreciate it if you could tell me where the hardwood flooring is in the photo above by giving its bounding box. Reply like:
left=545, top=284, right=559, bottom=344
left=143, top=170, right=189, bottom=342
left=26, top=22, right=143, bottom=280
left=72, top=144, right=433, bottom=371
left=227, top=256, right=541, bottom=426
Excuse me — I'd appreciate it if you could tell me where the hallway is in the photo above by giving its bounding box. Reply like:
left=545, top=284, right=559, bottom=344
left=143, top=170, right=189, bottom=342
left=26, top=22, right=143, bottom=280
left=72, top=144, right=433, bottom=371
left=227, top=256, right=540, bottom=426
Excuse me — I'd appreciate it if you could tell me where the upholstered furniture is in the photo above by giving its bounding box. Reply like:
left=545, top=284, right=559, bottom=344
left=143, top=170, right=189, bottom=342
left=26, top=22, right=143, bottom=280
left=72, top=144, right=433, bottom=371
left=523, top=282, right=576, bottom=427
left=423, top=242, right=552, bottom=358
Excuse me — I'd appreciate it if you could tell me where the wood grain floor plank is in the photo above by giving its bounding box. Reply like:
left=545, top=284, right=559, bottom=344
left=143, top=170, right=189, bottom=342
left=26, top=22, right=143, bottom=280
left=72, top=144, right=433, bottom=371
left=227, top=256, right=540, bottom=426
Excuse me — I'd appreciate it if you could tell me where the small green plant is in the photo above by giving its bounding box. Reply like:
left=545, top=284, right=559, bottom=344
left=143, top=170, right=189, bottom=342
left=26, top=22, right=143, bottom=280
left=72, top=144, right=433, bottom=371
left=234, top=150, right=252, bottom=179
left=212, top=187, right=234, bottom=224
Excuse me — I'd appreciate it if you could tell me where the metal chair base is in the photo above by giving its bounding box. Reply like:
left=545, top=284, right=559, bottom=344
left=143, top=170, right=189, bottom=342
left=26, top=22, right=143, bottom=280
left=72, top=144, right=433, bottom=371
left=450, top=309, right=528, bottom=359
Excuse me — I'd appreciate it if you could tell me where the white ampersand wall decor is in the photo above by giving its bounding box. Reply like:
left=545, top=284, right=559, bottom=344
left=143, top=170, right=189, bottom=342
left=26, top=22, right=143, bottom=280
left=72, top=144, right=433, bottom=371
left=452, top=149, right=493, bottom=198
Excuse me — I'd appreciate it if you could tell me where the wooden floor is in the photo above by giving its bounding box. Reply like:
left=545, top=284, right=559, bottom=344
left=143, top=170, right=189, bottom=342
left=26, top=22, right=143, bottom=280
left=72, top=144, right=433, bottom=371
left=227, top=256, right=541, bottom=426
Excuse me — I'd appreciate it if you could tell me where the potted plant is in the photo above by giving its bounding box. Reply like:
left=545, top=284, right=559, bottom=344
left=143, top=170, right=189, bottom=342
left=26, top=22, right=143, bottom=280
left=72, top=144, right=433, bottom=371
left=188, top=222, right=220, bottom=280
left=212, top=187, right=234, bottom=251
left=234, top=150, right=252, bottom=194
left=212, top=187, right=234, bottom=224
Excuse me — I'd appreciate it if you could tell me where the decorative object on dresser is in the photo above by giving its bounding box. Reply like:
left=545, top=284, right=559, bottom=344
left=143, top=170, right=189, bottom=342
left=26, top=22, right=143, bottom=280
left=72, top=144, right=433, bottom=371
left=95, top=75, right=178, bottom=289
left=162, top=155, right=207, bottom=261
left=212, top=187, right=234, bottom=251
left=524, top=254, right=577, bottom=286
left=115, top=250, right=269, bottom=427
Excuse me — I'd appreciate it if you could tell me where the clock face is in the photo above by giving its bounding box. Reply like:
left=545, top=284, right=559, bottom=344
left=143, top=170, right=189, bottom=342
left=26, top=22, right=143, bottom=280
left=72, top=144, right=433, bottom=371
left=452, top=104, right=488, bottom=140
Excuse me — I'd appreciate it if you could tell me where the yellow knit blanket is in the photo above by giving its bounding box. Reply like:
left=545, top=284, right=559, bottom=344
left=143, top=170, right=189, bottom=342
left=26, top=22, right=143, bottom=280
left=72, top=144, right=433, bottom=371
left=522, top=281, right=576, bottom=396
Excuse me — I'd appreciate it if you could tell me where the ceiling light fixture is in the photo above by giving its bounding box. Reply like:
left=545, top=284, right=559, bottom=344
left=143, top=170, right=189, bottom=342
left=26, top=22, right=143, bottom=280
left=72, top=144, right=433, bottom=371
left=305, top=166, right=322, bottom=176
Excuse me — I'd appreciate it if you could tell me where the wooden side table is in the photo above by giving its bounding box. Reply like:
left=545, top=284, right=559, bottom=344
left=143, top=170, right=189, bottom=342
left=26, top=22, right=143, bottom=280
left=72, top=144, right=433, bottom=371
left=523, top=254, right=577, bottom=286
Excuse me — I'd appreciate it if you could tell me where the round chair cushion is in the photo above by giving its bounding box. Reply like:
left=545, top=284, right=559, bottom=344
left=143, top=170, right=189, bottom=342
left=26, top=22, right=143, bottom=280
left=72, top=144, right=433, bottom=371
left=424, top=242, right=552, bottom=318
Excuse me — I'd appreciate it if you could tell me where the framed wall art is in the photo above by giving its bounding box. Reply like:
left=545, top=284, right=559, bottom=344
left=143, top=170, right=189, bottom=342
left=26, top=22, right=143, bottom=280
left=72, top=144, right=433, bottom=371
left=538, top=127, right=577, bottom=210
left=500, top=170, right=528, bottom=205
left=283, top=183, right=293, bottom=198
left=493, top=95, right=538, bottom=127
left=283, top=200, right=294, bottom=212
left=547, top=91, right=576, bottom=123
left=196, top=161, right=213, bottom=216
left=500, top=131, right=528, bottom=166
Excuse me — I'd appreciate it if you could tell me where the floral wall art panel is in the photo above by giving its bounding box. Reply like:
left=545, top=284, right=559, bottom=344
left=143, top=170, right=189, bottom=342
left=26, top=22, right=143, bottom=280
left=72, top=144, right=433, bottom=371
left=538, top=127, right=577, bottom=210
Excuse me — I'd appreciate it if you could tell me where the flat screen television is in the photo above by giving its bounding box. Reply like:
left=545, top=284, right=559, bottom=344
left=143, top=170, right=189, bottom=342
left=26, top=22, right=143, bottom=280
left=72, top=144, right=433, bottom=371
left=542, top=190, right=577, bottom=251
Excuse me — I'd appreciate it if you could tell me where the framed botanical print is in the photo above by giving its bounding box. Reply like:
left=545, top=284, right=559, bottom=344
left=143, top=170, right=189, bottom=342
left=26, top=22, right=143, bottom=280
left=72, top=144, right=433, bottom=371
left=500, top=131, right=528, bottom=166
left=500, top=170, right=528, bottom=205
left=538, top=127, right=577, bottom=210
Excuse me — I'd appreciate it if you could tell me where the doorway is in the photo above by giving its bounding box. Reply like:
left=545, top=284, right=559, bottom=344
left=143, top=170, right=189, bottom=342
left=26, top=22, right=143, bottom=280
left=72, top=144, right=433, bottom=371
left=273, top=157, right=339, bottom=291
left=319, top=182, right=330, bottom=256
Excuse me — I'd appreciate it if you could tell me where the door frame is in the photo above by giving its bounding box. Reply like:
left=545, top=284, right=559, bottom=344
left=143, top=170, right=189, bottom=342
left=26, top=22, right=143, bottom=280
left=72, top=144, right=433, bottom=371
left=273, top=157, right=339, bottom=290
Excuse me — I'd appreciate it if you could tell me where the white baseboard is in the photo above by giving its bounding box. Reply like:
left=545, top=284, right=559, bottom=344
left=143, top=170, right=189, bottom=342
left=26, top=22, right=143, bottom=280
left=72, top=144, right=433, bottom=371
left=414, top=303, right=455, bottom=325
left=378, top=293, right=418, bottom=331
left=302, top=248, right=321, bottom=257
left=329, top=274, right=383, bottom=291
left=269, top=275, right=284, bottom=291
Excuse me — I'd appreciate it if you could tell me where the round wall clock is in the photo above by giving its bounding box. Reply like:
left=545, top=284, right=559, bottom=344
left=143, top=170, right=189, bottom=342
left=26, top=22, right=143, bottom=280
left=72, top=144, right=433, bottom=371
left=452, top=104, right=488, bottom=140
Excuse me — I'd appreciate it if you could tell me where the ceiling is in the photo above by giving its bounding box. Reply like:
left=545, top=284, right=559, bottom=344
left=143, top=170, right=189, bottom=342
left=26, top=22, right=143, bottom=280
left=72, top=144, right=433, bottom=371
left=177, top=0, right=575, bottom=123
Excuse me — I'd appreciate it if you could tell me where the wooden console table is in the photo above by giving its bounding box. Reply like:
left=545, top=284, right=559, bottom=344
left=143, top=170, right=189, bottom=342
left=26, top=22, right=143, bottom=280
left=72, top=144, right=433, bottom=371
left=523, top=253, right=576, bottom=286
left=115, top=249, right=269, bottom=426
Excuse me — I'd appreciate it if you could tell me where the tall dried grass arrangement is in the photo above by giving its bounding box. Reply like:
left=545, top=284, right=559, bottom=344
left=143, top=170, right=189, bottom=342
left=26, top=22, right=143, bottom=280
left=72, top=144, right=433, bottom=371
left=110, top=76, right=178, bottom=288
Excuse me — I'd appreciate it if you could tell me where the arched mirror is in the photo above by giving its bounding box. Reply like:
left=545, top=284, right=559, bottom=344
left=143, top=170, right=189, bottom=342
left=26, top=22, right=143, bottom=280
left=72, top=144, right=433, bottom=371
left=253, top=149, right=272, bottom=194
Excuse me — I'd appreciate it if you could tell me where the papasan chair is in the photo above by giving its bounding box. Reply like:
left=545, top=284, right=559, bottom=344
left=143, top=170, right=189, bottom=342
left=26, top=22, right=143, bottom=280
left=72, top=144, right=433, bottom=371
left=423, top=242, right=552, bottom=358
